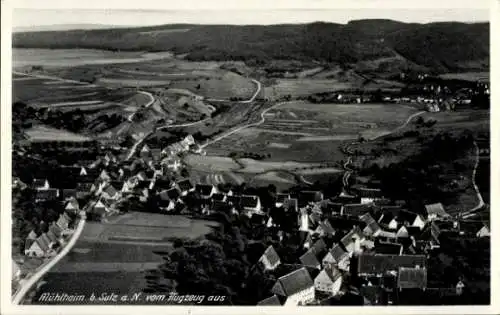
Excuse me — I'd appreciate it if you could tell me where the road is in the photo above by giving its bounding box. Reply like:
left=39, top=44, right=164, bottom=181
left=200, top=101, right=286, bottom=149
left=13, top=71, right=97, bottom=87
left=461, top=141, right=486, bottom=218
left=12, top=217, right=87, bottom=304
left=126, top=91, right=156, bottom=122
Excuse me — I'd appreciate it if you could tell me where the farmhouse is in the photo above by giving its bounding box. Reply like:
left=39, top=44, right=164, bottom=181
left=314, top=219, right=335, bottom=237
left=298, top=191, right=324, bottom=207
left=283, top=198, right=298, bottom=213
left=341, top=227, right=365, bottom=256
left=76, top=182, right=95, bottom=199
left=25, top=237, right=50, bottom=257
left=314, top=266, right=343, bottom=296
left=258, top=245, right=281, bottom=271
left=275, top=193, right=291, bottom=208
left=158, top=190, right=176, bottom=212
left=64, top=198, right=80, bottom=214
left=341, top=203, right=372, bottom=217
left=356, top=254, right=427, bottom=278
left=271, top=267, right=315, bottom=306
left=360, top=213, right=382, bottom=237
left=101, top=184, right=120, bottom=201
left=354, top=188, right=384, bottom=204
left=257, top=295, right=282, bottom=306
left=61, top=189, right=77, bottom=201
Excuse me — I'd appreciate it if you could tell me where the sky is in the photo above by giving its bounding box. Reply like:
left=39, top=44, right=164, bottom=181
left=11, top=0, right=491, bottom=28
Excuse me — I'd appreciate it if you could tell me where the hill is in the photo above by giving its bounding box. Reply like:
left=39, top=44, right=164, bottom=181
left=13, top=24, right=131, bottom=33
left=12, top=20, right=489, bottom=72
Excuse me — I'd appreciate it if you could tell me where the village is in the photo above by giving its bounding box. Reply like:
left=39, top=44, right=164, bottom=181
left=11, top=125, right=490, bottom=305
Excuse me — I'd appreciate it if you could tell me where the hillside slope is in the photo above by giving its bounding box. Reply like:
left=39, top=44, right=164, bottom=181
left=13, top=19, right=489, bottom=72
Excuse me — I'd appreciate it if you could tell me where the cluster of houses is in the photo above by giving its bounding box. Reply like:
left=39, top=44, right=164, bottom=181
left=24, top=212, right=73, bottom=258
left=247, top=186, right=490, bottom=306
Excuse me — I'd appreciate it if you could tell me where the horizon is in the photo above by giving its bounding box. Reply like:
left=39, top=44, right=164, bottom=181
left=12, top=8, right=490, bottom=30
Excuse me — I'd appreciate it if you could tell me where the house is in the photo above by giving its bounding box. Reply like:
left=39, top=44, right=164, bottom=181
left=162, top=158, right=181, bottom=172
left=140, top=144, right=151, bottom=157
left=298, top=191, right=324, bottom=207
left=310, top=238, right=328, bottom=259
left=354, top=188, right=384, bottom=204
left=25, top=236, right=51, bottom=257
left=257, top=295, right=282, bottom=306
left=314, top=266, right=343, bottom=296
left=32, top=178, right=50, bottom=190
left=101, top=184, right=120, bottom=201
left=258, top=245, right=281, bottom=271
left=356, top=254, right=427, bottom=278
left=241, top=195, right=262, bottom=216
left=301, top=232, right=314, bottom=249
left=207, top=200, right=235, bottom=216
left=425, top=203, right=450, bottom=221
left=158, top=190, right=176, bottom=212
left=166, top=188, right=181, bottom=202
left=341, top=203, right=372, bottom=217
left=322, top=244, right=350, bottom=271
left=360, top=213, right=382, bottom=237
left=49, top=223, right=63, bottom=242
left=64, top=198, right=80, bottom=214
left=211, top=193, right=227, bottom=202
left=396, top=226, right=409, bottom=238
left=12, top=260, right=22, bottom=281
left=176, top=179, right=194, bottom=196
left=397, top=267, right=427, bottom=290
left=275, top=193, right=291, bottom=208
left=61, top=189, right=77, bottom=201
left=300, top=249, right=321, bottom=269
left=341, top=227, right=365, bottom=256
left=99, top=170, right=111, bottom=182
left=378, top=213, right=398, bottom=230
left=271, top=267, right=315, bottom=306
left=477, top=225, right=490, bottom=238
left=27, top=230, right=37, bottom=240
left=374, top=241, right=403, bottom=255
left=331, top=194, right=361, bottom=204
left=315, top=219, right=335, bottom=237
left=35, top=188, right=60, bottom=202
left=76, top=182, right=95, bottom=199
left=56, top=212, right=72, bottom=231
left=196, top=184, right=218, bottom=199
left=395, top=210, right=426, bottom=230
left=79, top=166, right=88, bottom=176
left=91, top=199, right=110, bottom=218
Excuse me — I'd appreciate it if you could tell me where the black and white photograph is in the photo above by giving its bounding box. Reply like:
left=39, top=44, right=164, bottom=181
left=1, top=0, right=497, bottom=313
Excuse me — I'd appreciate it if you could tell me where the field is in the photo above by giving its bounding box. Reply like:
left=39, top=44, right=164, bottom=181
left=25, top=125, right=92, bottom=142
left=438, top=72, right=490, bottom=82
left=13, top=48, right=173, bottom=68
left=30, top=212, right=218, bottom=304
left=206, top=101, right=420, bottom=163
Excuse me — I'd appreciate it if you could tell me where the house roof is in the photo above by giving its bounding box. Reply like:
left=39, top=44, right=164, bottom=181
left=257, top=295, right=282, bottom=306
left=311, top=238, right=327, bottom=258
left=300, top=249, right=321, bottom=268
left=227, top=195, right=241, bottom=207
left=261, top=245, right=281, bottom=267
left=76, top=182, right=94, bottom=192
left=177, top=179, right=193, bottom=192
left=27, top=230, right=38, bottom=240
left=342, top=203, right=372, bottom=217
left=316, top=267, right=342, bottom=283
left=316, top=219, right=335, bottom=235
left=324, top=244, right=348, bottom=264
left=374, top=241, right=403, bottom=255
left=196, top=184, right=215, bottom=196
left=103, top=184, right=118, bottom=197
left=357, top=254, right=427, bottom=275
left=210, top=200, right=232, bottom=212
left=211, top=193, right=226, bottom=201
left=341, top=227, right=364, bottom=248
left=46, top=230, right=59, bottom=243
left=425, top=203, right=449, bottom=217
left=331, top=194, right=361, bottom=204
left=49, top=223, right=62, bottom=238
left=272, top=267, right=314, bottom=297
left=241, top=195, right=260, bottom=209
left=65, top=199, right=80, bottom=210
left=276, top=193, right=290, bottom=203
left=355, top=188, right=383, bottom=199
left=397, top=267, right=428, bottom=289
left=395, top=210, right=420, bottom=225
left=37, top=234, right=51, bottom=251
left=61, top=189, right=77, bottom=200
left=35, top=189, right=59, bottom=201
left=298, top=190, right=323, bottom=206
left=378, top=213, right=396, bottom=226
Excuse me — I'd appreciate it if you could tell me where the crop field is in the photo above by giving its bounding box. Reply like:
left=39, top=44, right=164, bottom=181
left=25, top=125, right=92, bottom=142
left=206, top=101, right=418, bottom=163
left=263, top=79, right=355, bottom=100
left=439, top=72, right=490, bottom=82
left=30, top=212, right=219, bottom=303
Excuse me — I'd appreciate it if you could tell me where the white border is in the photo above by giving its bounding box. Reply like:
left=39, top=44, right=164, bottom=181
left=1, top=0, right=498, bottom=314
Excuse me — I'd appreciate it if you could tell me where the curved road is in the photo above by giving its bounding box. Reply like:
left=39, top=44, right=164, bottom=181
left=207, top=78, right=262, bottom=103
left=12, top=218, right=86, bottom=304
